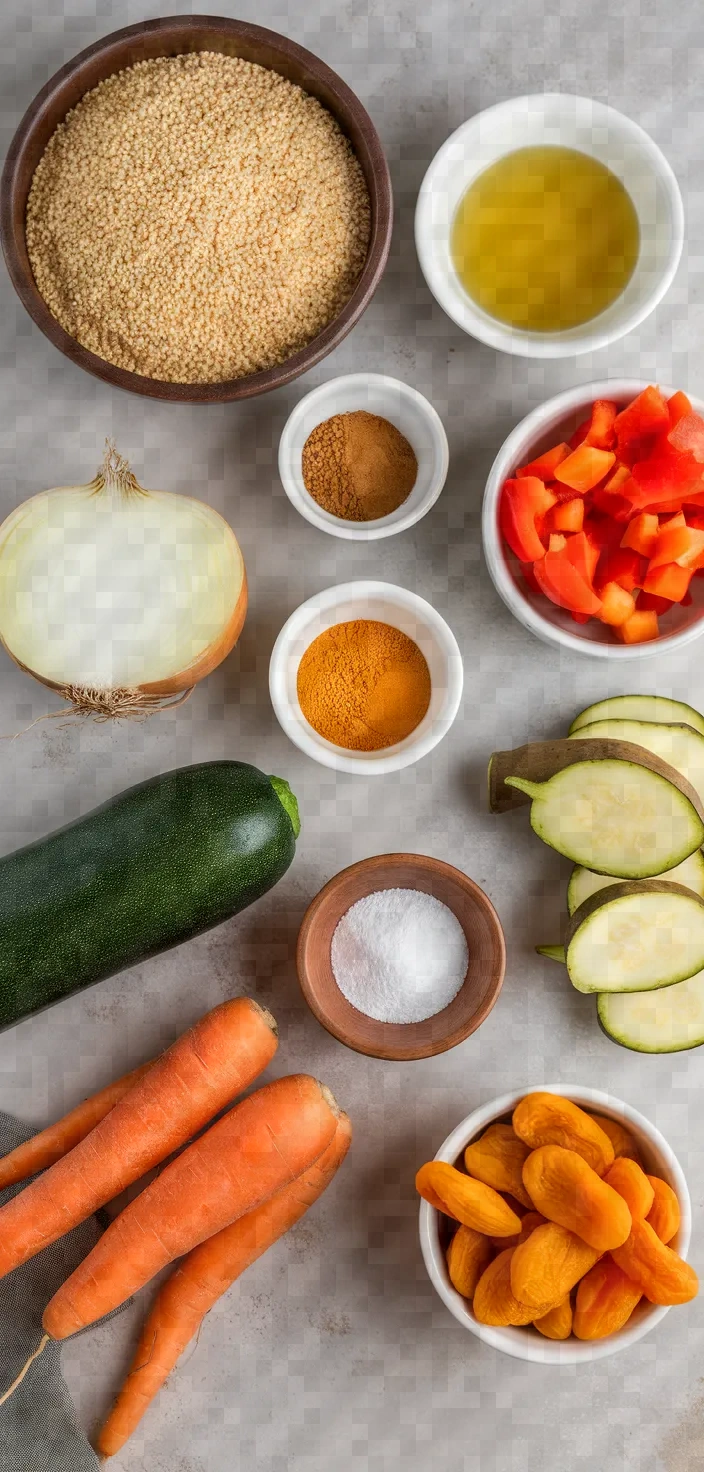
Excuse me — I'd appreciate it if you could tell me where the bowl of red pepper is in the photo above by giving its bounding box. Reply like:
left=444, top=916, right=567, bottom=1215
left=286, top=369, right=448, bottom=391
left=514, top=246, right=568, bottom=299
left=482, top=380, right=704, bottom=657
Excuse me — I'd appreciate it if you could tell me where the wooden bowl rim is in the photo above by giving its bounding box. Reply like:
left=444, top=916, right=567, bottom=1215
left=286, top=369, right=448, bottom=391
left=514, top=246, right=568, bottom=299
left=297, top=853, right=506, bottom=1061
left=0, top=14, right=393, bottom=403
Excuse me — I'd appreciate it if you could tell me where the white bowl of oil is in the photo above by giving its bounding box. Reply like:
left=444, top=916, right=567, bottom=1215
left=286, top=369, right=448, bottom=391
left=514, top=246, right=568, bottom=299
left=415, top=93, right=684, bottom=358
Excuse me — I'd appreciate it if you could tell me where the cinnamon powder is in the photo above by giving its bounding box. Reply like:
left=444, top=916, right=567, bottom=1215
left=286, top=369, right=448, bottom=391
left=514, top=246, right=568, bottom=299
left=301, top=411, right=418, bottom=522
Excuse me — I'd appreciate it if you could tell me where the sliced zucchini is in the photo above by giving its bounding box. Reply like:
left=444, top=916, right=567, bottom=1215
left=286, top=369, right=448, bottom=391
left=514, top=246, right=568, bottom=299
left=505, top=759, right=704, bottom=876
left=569, top=695, right=704, bottom=737
left=570, top=718, right=704, bottom=807
left=566, top=881, right=704, bottom=995
left=567, top=850, right=704, bottom=915
left=536, top=944, right=566, bottom=963
left=598, top=971, right=704, bottom=1053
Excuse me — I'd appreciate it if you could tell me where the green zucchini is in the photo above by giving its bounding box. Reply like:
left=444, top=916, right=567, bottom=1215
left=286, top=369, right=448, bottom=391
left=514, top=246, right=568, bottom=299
left=598, top=971, right=704, bottom=1053
left=569, top=718, right=704, bottom=806
left=505, top=759, right=704, bottom=877
left=536, top=944, right=566, bottom=963
left=569, top=694, right=704, bottom=736
left=0, top=762, right=300, bottom=1030
left=565, top=881, right=704, bottom=995
left=567, top=850, right=704, bottom=915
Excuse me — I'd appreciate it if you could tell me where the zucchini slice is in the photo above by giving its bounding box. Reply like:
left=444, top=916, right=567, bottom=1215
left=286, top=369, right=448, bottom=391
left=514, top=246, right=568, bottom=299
left=569, top=695, right=704, bottom=737
left=566, top=881, right=704, bottom=994
left=504, top=757, right=704, bottom=876
left=536, top=944, right=566, bottom=963
left=598, top=971, right=704, bottom=1053
left=567, top=850, right=704, bottom=915
left=570, top=718, right=704, bottom=806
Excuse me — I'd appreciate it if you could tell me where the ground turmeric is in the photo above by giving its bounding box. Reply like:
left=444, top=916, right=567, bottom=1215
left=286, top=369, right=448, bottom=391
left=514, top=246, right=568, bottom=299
left=296, top=620, right=431, bottom=751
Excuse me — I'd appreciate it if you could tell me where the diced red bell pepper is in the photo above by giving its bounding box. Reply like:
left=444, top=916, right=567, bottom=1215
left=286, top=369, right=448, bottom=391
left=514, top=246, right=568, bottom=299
left=584, top=513, right=625, bottom=552
left=667, top=412, right=704, bottom=462
left=554, top=445, right=616, bottom=494
left=565, top=530, right=600, bottom=585
left=598, top=581, right=636, bottom=627
left=595, top=547, right=647, bottom=594
left=643, top=561, right=694, bottom=602
left=584, top=400, right=618, bottom=450
left=548, top=498, right=584, bottom=533
left=602, top=464, right=633, bottom=494
left=620, top=512, right=659, bottom=558
left=625, top=448, right=704, bottom=511
left=683, top=510, right=704, bottom=531
left=668, top=391, right=693, bottom=428
left=519, top=561, right=542, bottom=595
left=648, top=512, right=691, bottom=568
left=637, top=590, right=674, bottom=615
left=590, top=487, right=634, bottom=522
left=617, top=610, right=660, bottom=644
left=571, top=611, right=591, bottom=624
left=517, top=443, right=571, bottom=481
left=500, top=477, right=557, bottom=562
left=533, top=547, right=602, bottom=616
left=569, top=416, right=592, bottom=450
left=614, top=386, right=670, bottom=462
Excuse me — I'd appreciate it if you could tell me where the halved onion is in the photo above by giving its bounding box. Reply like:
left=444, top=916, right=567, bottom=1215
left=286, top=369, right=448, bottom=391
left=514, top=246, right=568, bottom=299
left=0, top=443, right=247, bottom=715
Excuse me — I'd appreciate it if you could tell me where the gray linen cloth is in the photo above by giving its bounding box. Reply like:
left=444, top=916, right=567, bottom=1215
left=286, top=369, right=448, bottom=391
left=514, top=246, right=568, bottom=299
left=0, top=1107, right=124, bottom=1471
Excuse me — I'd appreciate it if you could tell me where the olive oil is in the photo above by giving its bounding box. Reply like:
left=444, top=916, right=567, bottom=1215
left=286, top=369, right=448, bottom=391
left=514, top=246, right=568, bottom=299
left=451, top=146, right=640, bottom=332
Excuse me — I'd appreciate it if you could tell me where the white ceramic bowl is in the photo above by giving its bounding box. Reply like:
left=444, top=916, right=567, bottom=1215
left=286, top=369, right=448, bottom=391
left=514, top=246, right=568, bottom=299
left=415, top=94, right=684, bottom=358
left=269, top=580, right=463, bottom=774
left=278, top=374, right=449, bottom=539
left=419, top=1085, right=692, bottom=1364
left=482, top=379, right=704, bottom=660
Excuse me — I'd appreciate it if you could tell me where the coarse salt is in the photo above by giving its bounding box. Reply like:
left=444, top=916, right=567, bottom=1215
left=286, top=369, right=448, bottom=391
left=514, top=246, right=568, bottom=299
left=330, top=887, right=468, bottom=1024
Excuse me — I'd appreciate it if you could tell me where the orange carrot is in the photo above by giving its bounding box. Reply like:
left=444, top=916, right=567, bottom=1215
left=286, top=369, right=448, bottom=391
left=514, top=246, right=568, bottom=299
left=0, top=997, right=277, bottom=1278
left=0, top=1062, right=154, bottom=1192
left=43, top=1074, right=339, bottom=1341
left=96, top=1113, right=352, bottom=1458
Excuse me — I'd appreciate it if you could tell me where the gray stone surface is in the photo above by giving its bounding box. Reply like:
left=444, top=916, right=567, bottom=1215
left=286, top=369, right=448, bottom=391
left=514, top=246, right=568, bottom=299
left=0, top=1, right=702, bottom=1468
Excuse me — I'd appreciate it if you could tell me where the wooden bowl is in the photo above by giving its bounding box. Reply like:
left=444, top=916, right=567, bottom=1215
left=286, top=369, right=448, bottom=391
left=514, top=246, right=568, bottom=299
left=0, top=15, right=393, bottom=403
left=297, top=854, right=506, bottom=1061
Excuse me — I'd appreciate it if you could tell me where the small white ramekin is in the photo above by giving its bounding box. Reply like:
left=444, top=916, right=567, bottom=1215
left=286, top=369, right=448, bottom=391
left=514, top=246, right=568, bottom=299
left=278, top=374, right=449, bottom=540
left=269, top=580, right=463, bottom=774
left=419, top=1085, right=692, bottom=1364
left=415, top=94, right=684, bottom=358
left=482, top=379, right=704, bottom=659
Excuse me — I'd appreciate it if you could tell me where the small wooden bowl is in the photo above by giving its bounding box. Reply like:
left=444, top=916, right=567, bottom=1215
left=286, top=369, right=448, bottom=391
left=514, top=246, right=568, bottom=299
left=297, top=854, right=506, bottom=1061
left=1, top=16, right=392, bottom=403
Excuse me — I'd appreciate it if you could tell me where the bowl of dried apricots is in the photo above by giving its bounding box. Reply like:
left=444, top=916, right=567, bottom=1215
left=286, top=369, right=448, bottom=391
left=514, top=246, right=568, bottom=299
left=418, top=1086, right=694, bottom=1362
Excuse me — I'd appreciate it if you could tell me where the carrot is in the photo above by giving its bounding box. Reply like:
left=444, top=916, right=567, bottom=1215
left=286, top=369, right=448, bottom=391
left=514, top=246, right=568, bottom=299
left=0, top=997, right=277, bottom=1278
left=96, top=1113, right=352, bottom=1458
left=0, top=1062, right=154, bottom=1192
left=42, top=1074, right=340, bottom=1341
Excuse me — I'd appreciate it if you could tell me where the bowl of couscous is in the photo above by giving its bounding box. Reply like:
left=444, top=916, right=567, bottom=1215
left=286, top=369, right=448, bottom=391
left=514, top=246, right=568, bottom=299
left=1, top=15, right=392, bottom=403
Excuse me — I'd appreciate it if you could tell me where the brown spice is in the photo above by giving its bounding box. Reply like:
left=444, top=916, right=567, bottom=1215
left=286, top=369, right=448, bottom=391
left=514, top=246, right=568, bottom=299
left=302, top=412, right=418, bottom=521
left=296, top=620, right=431, bottom=752
left=26, top=54, right=370, bottom=384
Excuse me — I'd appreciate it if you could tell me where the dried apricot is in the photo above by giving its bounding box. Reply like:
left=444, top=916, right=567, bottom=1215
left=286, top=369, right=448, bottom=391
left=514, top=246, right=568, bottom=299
left=646, top=1177, right=680, bottom=1245
left=510, top=1221, right=600, bottom=1310
left=604, top=1158, right=655, bottom=1221
left=415, top=1162, right=521, bottom=1236
left=573, top=1258, right=642, bottom=1339
left=489, top=1210, right=546, bottom=1251
left=513, top=1093, right=614, bottom=1175
left=464, top=1124, right=533, bottom=1209
left=523, top=1145, right=632, bottom=1252
left=588, top=1113, right=641, bottom=1164
left=446, top=1226, right=492, bottom=1299
left=473, top=1248, right=557, bottom=1326
left=612, top=1219, right=698, bottom=1305
left=533, top=1297, right=573, bottom=1341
